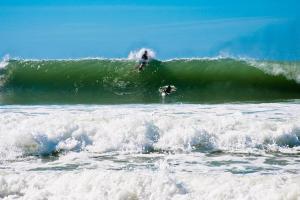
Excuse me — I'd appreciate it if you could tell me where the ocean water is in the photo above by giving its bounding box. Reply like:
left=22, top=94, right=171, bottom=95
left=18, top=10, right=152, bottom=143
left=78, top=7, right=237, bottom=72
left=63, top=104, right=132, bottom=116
left=1, top=55, right=300, bottom=199
left=0, top=57, right=300, bottom=104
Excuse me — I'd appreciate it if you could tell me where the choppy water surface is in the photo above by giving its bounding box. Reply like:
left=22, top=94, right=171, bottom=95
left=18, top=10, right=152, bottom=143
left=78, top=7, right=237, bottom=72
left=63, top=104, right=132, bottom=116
left=1, top=103, right=300, bottom=199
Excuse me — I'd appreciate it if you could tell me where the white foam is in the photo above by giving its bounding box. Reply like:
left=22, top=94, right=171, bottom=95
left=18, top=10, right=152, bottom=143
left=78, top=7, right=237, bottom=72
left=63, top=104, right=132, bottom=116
left=248, top=60, right=300, bottom=83
left=128, top=48, right=156, bottom=60
left=0, top=104, right=300, bottom=160
left=0, top=166, right=187, bottom=199
left=1, top=167, right=299, bottom=199
left=1, top=104, right=300, bottom=199
left=0, top=54, right=9, bottom=69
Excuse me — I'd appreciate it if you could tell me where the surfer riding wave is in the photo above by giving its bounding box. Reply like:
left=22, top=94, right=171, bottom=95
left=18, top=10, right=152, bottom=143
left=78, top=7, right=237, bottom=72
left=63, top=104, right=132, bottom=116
left=138, top=50, right=149, bottom=71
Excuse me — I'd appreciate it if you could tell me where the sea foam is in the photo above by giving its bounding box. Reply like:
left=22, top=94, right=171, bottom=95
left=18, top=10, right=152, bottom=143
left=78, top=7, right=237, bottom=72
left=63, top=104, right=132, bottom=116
left=0, top=54, right=9, bottom=69
left=0, top=166, right=299, bottom=199
left=0, top=104, right=300, bottom=160
left=1, top=104, right=300, bottom=199
left=128, top=48, right=156, bottom=60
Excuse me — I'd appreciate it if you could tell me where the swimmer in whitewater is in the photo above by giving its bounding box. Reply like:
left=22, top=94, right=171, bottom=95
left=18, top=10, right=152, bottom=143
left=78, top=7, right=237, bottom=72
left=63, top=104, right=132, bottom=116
left=138, top=50, right=149, bottom=71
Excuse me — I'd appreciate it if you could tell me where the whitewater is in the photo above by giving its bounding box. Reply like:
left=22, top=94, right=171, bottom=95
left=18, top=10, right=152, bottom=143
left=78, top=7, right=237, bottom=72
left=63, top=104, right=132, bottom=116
left=1, top=104, right=300, bottom=199
left=1, top=51, right=300, bottom=199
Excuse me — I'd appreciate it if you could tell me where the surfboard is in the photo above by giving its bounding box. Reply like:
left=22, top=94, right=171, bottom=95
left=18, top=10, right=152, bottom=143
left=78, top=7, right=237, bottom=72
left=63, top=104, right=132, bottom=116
left=159, top=85, right=176, bottom=96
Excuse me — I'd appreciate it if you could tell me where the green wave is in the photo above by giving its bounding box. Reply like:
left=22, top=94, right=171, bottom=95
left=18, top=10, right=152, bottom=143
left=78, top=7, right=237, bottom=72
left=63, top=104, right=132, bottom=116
left=1, top=58, right=300, bottom=104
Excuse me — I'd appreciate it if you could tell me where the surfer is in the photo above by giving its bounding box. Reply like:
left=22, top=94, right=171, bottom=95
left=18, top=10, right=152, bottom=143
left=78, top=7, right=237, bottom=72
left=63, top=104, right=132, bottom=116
left=164, top=85, right=172, bottom=95
left=159, top=85, right=175, bottom=96
left=138, top=50, right=149, bottom=71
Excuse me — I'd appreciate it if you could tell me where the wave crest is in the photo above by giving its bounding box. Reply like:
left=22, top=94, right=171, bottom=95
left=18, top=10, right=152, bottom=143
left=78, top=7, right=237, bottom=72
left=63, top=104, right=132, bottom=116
left=0, top=54, right=9, bottom=69
left=128, top=48, right=156, bottom=60
left=0, top=57, right=299, bottom=104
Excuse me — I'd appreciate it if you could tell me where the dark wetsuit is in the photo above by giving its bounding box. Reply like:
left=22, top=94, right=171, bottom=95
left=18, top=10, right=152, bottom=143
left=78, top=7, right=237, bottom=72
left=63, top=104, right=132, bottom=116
left=141, top=53, right=148, bottom=64
left=164, top=85, right=172, bottom=94
left=138, top=52, right=148, bottom=71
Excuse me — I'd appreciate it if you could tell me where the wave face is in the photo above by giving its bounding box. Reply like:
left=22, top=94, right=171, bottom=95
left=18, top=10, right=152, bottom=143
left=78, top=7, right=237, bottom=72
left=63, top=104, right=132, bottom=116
left=1, top=58, right=300, bottom=104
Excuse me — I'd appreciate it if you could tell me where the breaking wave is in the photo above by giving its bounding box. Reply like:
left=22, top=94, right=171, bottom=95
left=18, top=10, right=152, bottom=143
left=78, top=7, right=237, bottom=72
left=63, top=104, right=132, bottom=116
left=0, top=104, right=299, bottom=160
left=0, top=56, right=299, bottom=104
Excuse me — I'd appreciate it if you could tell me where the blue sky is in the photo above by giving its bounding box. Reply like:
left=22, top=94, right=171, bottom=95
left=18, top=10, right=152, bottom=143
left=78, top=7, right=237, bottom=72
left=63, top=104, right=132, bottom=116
left=0, top=0, right=299, bottom=60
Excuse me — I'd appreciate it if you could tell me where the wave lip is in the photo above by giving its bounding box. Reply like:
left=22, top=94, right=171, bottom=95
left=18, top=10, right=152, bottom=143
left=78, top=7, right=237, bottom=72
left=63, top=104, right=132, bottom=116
left=128, top=48, right=156, bottom=60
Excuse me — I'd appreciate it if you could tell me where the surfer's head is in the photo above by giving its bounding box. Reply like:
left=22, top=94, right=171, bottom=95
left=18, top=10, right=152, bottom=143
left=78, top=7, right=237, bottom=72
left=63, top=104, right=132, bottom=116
left=144, top=50, right=148, bottom=55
